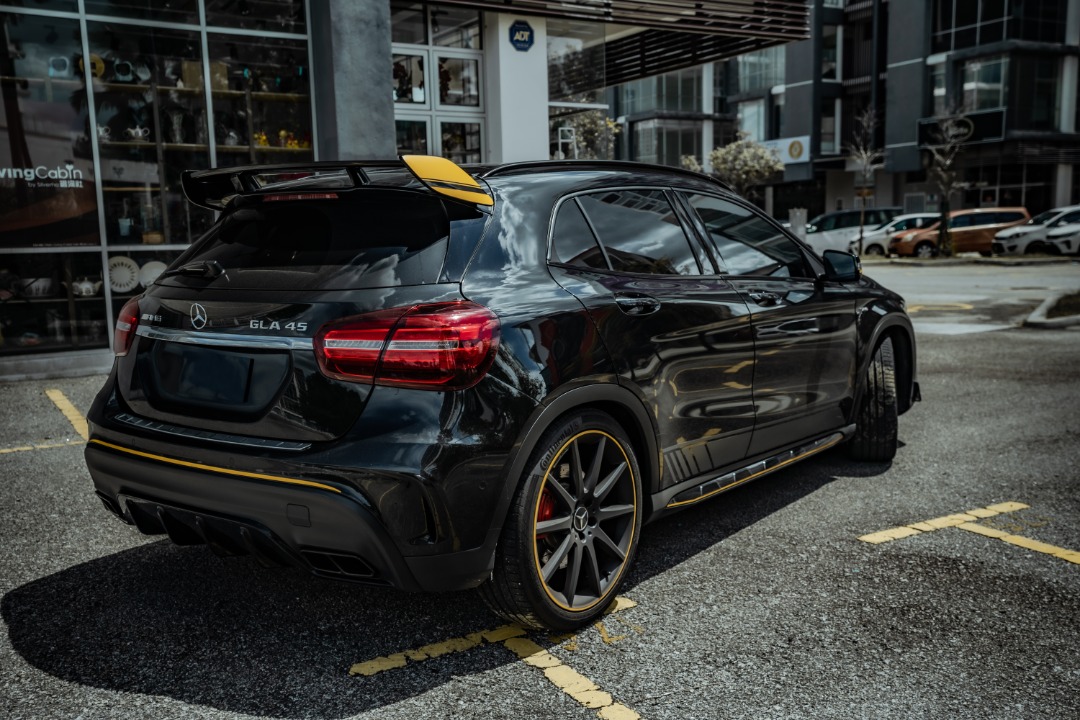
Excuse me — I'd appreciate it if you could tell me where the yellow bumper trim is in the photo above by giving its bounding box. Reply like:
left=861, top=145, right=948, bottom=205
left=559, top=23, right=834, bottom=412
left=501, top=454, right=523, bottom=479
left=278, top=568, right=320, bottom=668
left=88, top=438, right=341, bottom=494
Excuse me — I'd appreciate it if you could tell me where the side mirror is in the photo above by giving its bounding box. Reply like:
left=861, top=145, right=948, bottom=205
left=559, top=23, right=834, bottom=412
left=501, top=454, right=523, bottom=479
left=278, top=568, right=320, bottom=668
left=822, top=250, right=862, bottom=283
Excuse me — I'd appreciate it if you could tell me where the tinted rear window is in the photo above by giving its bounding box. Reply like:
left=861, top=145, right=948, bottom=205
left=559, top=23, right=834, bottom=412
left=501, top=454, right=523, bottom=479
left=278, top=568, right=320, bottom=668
left=165, top=189, right=452, bottom=290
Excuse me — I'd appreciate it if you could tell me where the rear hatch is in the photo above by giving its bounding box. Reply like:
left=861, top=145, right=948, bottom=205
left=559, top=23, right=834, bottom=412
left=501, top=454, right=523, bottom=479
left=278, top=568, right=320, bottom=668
left=113, top=178, right=489, bottom=443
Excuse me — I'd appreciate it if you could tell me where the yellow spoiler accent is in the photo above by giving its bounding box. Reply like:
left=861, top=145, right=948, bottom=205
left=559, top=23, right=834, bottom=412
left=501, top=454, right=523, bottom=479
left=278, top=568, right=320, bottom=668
left=401, top=154, right=494, bottom=207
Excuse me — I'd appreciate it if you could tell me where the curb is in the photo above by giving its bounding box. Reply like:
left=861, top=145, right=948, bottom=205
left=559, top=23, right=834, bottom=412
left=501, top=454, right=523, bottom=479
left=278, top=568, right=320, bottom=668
left=879, top=257, right=1077, bottom=267
left=1024, top=292, right=1080, bottom=329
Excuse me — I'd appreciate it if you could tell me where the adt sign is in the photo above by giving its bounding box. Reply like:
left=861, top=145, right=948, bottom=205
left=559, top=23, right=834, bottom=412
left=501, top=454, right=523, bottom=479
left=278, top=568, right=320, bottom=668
left=509, top=20, right=534, bottom=52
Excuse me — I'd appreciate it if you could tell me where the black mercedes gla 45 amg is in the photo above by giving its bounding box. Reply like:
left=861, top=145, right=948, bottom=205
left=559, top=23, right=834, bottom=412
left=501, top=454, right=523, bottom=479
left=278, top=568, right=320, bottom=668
left=86, top=156, right=919, bottom=630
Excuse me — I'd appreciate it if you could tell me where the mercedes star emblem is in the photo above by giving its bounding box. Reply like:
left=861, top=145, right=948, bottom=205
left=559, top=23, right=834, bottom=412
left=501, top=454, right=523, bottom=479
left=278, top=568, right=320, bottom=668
left=190, top=303, right=208, bottom=330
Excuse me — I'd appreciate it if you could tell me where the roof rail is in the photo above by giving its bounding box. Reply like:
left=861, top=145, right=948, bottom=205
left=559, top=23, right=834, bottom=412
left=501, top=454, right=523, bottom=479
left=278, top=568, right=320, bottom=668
left=479, top=159, right=735, bottom=193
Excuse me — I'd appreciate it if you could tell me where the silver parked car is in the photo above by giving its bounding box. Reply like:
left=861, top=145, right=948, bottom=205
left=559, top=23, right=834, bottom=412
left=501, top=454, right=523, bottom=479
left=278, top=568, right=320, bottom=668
left=992, top=205, right=1080, bottom=256
left=848, top=213, right=939, bottom=257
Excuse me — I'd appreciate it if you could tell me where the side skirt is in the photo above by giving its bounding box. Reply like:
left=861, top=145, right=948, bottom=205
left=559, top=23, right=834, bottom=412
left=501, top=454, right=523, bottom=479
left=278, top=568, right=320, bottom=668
left=650, top=424, right=855, bottom=516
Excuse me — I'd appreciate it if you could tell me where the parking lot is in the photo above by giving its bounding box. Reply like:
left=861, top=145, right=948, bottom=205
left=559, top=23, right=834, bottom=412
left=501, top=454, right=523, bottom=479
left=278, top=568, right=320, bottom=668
left=2, top=263, right=1079, bottom=719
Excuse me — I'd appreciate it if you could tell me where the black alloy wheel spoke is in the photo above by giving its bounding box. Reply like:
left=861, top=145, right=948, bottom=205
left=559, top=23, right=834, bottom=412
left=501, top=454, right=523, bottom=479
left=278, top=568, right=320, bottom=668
left=593, top=525, right=626, bottom=561
left=536, top=514, right=573, bottom=535
left=542, top=533, right=574, bottom=582
left=583, top=436, right=607, bottom=495
left=593, top=461, right=627, bottom=504
left=563, top=541, right=583, bottom=607
left=569, top=440, right=585, bottom=498
left=545, top=473, right=576, bottom=510
left=595, top=502, right=634, bottom=523
left=583, top=536, right=604, bottom=596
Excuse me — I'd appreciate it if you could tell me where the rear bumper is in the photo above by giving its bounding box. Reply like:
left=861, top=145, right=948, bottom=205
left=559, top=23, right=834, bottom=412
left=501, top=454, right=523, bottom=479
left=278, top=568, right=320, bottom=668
left=85, top=440, right=496, bottom=592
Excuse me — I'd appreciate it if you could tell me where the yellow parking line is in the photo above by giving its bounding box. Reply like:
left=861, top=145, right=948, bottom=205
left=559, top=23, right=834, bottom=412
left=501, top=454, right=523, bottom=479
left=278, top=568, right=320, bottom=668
left=957, top=523, right=1080, bottom=565
left=0, top=438, right=86, bottom=455
left=350, top=596, right=640, bottom=719
left=858, top=502, right=1029, bottom=544
left=45, top=388, right=88, bottom=441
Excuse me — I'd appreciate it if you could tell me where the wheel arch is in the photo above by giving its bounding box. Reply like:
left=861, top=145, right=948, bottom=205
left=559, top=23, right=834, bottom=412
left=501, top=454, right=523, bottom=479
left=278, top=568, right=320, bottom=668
left=490, top=380, right=661, bottom=537
left=856, top=314, right=918, bottom=417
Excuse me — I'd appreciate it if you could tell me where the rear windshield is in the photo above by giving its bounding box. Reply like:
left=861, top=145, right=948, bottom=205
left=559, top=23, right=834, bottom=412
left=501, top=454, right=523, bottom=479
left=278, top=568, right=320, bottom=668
left=163, top=189, right=451, bottom=291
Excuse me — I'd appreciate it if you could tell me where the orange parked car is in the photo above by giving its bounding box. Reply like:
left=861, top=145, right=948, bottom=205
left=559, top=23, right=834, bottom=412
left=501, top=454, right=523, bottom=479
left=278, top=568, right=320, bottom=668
left=890, top=208, right=1030, bottom=258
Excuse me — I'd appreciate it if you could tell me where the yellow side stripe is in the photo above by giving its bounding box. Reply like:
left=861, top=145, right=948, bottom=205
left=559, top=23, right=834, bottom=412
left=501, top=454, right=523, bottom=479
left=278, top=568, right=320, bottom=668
left=88, top=438, right=341, bottom=494
left=45, top=388, right=88, bottom=440
left=666, top=435, right=842, bottom=509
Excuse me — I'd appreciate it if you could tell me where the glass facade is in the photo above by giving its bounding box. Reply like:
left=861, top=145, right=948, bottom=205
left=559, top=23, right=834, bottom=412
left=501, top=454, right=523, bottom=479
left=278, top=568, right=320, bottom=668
left=734, top=46, right=784, bottom=95
left=962, top=55, right=1008, bottom=111
left=390, top=2, right=484, bottom=159
left=0, top=1, right=312, bottom=360
left=932, top=0, right=1069, bottom=52
left=548, top=18, right=615, bottom=160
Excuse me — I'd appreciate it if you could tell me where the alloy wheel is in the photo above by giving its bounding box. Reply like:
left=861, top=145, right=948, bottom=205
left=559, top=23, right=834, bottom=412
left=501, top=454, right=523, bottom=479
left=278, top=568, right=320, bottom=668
left=532, top=430, right=637, bottom=612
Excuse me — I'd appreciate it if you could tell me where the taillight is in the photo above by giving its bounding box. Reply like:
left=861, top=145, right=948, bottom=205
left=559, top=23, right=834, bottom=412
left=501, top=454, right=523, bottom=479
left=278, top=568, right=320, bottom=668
left=314, top=301, right=500, bottom=390
left=114, top=296, right=141, bottom=357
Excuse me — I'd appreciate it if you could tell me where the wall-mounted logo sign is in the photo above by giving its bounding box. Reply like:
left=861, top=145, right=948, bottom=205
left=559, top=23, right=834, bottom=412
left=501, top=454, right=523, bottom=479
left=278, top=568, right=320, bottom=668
left=761, top=136, right=811, bottom=165
left=0, top=162, right=84, bottom=188
left=509, top=20, right=534, bottom=52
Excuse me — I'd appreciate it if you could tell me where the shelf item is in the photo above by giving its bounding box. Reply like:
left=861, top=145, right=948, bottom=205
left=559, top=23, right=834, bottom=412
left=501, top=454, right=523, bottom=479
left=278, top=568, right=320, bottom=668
left=139, top=261, right=168, bottom=287
left=108, top=256, right=140, bottom=293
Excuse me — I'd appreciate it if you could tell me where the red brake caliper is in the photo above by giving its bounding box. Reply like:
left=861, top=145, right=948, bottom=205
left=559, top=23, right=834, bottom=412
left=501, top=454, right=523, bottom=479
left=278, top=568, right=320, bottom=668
left=536, top=488, right=556, bottom=541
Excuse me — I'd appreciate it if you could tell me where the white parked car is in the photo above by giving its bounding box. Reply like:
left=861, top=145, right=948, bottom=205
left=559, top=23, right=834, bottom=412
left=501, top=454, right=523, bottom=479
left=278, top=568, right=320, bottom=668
left=991, top=205, right=1080, bottom=255
left=804, top=207, right=901, bottom=256
left=1044, top=221, right=1080, bottom=255
left=847, top=213, right=939, bottom=256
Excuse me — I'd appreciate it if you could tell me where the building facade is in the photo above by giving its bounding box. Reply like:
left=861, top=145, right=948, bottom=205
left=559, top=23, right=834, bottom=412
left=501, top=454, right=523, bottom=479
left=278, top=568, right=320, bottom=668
left=0, top=0, right=807, bottom=378
left=610, top=0, right=1079, bottom=222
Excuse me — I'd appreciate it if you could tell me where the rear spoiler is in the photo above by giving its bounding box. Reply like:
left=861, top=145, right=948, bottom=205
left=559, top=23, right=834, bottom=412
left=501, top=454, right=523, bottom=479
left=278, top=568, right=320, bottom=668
left=181, top=156, right=494, bottom=212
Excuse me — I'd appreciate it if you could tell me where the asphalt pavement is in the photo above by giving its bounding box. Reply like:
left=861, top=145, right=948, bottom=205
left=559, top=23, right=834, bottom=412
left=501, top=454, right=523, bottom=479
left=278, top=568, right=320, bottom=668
left=1, top=264, right=1078, bottom=719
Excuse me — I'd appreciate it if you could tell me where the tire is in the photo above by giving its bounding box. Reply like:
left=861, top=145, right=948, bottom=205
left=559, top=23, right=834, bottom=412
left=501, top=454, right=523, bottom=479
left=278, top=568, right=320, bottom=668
left=978, top=251, right=992, bottom=257
left=914, top=242, right=935, bottom=259
left=479, top=410, right=643, bottom=631
left=847, top=337, right=898, bottom=462
left=864, top=244, right=885, bottom=257
left=1024, top=242, right=1043, bottom=255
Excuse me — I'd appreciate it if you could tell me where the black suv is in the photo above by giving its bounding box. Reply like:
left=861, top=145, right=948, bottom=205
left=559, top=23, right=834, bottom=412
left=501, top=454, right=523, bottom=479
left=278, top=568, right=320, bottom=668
left=86, top=157, right=919, bottom=631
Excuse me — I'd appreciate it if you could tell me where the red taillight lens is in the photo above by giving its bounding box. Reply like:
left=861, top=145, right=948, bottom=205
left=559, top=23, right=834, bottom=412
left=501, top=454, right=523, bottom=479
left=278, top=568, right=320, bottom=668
left=314, top=302, right=500, bottom=390
left=114, top=296, right=141, bottom=357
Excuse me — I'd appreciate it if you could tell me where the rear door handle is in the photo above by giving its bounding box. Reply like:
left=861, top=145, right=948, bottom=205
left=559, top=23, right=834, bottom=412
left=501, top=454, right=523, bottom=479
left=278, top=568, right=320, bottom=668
left=747, top=289, right=782, bottom=307
left=614, top=293, right=661, bottom=316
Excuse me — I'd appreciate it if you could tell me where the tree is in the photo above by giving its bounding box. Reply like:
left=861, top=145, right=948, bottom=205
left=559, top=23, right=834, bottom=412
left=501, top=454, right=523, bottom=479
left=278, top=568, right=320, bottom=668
left=682, top=132, right=783, bottom=200
left=846, top=107, right=884, bottom=257
left=549, top=108, right=620, bottom=160
left=925, top=111, right=972, bottom=257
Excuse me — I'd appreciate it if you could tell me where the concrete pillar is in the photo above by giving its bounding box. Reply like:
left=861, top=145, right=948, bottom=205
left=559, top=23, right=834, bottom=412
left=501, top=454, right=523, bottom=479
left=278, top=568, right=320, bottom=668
left=484, top=14, right=549, bottom=162
left=309, top=0, right=396, bottom=160
left=701, top=63, right=715, bottom=173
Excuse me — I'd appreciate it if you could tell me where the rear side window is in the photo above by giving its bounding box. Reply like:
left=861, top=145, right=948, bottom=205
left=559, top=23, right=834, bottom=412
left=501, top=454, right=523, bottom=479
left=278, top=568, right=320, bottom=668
left=949, top=214, right=975, bottom=228
left=550, top=200, right=608, bottom=269
left=680, top=192, right=811, bottom=278
left=577, top=190, right=701, bottom=276
left=168, top=190, right=452, bottom=290
left=993, top=211, right=1025, bottom=224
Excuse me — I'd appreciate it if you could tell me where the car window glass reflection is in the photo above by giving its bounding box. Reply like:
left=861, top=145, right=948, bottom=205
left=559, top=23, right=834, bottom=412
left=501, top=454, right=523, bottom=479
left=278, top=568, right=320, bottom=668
left=681, top=193, right=810, bottom=278
left=577, top=190, right=700, bottom=276
left=550, top=200, right=608, bottom=269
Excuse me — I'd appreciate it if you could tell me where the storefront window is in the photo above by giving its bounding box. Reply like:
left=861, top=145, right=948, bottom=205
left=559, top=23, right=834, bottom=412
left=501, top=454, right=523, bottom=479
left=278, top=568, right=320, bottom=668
left=0, top=4, right=316, bottom=365
left=440, top=121, right=480, bottom=164
left=207, top=33, right=314, bottom=168
left=205, top=0, right=306, bottom=34
left=548, top=18, right=605, bottom=105
left=436, top=56, right=479, bottom=107
left=0, top=13, right=97, bottom=248
left=84, top=0, right=200, bottom=25
left=392, top=4, right=484, bottom=163
left=396, top=120, right=428, bottom=154
left=393, top=53, right=426, bottom=104
left=430, top=5, right=481, bottom=49
left=391, top=2, right=427, bottom=45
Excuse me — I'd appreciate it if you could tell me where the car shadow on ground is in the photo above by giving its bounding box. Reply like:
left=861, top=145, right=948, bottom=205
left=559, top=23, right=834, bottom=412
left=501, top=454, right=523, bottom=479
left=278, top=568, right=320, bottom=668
left=2, top=449, right=890, bottom=719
